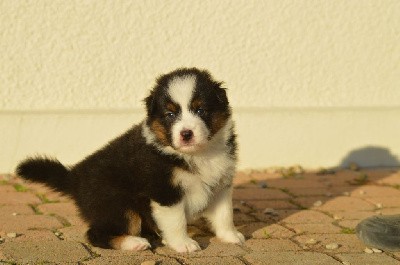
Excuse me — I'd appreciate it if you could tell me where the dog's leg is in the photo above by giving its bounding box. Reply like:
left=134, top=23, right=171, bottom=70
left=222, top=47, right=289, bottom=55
left=151, top=200, right=201, bottom=253
left=203, top=186, right=245, bottom=244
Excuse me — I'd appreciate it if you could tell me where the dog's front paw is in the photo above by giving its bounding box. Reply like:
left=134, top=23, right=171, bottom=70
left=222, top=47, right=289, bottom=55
left=168, top=238, right=201, bottom=253
left=217, top=230, right=245, bottom=245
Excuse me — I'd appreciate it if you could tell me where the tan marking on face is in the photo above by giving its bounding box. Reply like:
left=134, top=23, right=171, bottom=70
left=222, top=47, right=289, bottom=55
left=211, top=112, right=228, bottom=135
left=166, top=102, right=179, bottom=113
left=191, top=98, right=204, bottom=110
left=125, top=210, right=142, bottom=236
left=150, top=119, right=169, bottom=145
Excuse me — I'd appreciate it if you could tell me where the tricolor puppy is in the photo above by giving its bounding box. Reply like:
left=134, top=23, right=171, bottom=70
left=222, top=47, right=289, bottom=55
left=16, top=68, right=244, bottom=253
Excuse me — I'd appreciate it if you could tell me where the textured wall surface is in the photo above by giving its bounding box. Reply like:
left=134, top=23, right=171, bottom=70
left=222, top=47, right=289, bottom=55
left=1, top=1, right=399, bottom=171
left=1, top=0, right=399, bottom=110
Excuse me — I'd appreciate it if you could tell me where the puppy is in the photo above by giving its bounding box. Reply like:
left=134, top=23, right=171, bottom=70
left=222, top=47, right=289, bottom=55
left=16, top=68, right=244, bottom=253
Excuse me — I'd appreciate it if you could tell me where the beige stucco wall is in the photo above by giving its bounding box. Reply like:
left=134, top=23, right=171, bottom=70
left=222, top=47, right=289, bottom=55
left=1, top=1, right=399, bottom=172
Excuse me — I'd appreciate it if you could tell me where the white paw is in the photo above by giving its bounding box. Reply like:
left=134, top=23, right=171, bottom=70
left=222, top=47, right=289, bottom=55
left=168, top=238, right=201, bottom=253
left=217, top=230, right=245, bottom=245
left=120, top=236, right=151, bottom=251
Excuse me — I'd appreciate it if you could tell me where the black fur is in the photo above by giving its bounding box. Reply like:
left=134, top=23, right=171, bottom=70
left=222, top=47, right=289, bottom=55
left=16, top=68, right=236, bottom=250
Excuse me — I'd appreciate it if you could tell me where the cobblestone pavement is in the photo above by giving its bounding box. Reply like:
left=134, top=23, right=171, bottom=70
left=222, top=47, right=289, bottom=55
left=1, top=168, right=400, bottom=264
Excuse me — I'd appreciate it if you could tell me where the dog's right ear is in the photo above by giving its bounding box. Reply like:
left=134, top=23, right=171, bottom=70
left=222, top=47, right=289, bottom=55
left=144, top=92, right=155, bottom=115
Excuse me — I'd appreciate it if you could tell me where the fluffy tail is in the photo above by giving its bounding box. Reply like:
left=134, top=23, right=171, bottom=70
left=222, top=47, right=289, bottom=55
left=16, top=157, right=72, bottom=195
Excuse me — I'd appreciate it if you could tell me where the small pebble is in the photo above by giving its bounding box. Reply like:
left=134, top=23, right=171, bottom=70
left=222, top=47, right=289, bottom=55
left=313, top=200, right=323, bottom=207
left=333, top=215, right=343, bottom=220
left=325, top=243, right=339, bottom=250
left=12, top=212, right=18, bottom=216
left=342, top=262, right=351, bottom=265
left=263, top=208, right=278, bottom=216
left=141, top=261, right=157, bottom=265
left=54, top=232, right=61, bottom=236
left=7, top=232, right=17, bottom=238
left=305, top=238, right=318, bottom=245
left=359, top=190, right=366, bottom=195
left=259, top=182, right=268, bottom=188
left=376, top=203, right=383, bottom=209
left=372, top=248, right=382, bottom=253
left=0, top=237, right=5, bottom=243
left=364, top=247, right=374, bottom=254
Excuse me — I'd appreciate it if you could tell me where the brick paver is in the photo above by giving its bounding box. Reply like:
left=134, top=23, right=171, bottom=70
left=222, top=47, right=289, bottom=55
left=1, top=168, right=400, bottom=264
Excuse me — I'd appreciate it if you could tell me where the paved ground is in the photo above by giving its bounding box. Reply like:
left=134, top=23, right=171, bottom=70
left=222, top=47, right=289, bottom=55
left=1, top=167, right=400, bottom=264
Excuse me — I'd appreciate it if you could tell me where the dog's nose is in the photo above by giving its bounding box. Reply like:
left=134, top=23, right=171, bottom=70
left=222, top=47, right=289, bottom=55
left=180, top=130, right=193, bottom=142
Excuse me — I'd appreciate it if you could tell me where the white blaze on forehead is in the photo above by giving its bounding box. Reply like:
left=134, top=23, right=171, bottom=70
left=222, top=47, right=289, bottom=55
left=168, top=75, right=196, bottom=109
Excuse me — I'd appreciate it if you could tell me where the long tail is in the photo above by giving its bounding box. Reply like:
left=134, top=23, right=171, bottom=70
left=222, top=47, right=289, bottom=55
left=16, top=157, right=73, bottom=195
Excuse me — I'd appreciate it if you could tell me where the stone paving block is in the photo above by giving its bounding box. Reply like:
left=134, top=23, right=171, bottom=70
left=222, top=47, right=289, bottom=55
left=233, top=212, right=257, bottom=225
left=176, top=256, right=245, bottom=265
left=294, top=234, right=366, bottom=253
left=392, top=251, right=400, bottom=259
left=244, top=251, right=342, bottom=265
left=0, top=214, right=63, bottom=234
left=338, top=220, right=360, bottom=230
left=285, top=223, right=342, bottom=234
left=1, top=240, right=91, bottom=264
left=37, top=202, right=79, bottom=217
left=246, top=200, right=299, bottom=210
left=27, top=182, right=71, bottom=202
left=239, top=223, right=295, bottom=239
left=233, top=199, right=254, bottom=214
left=328, top=210, right=377, bottom=220
left=380, top=208, right=400, bottom=215
left=84, top=254, right=180, bottom=265
left=251, top=209, right=299, bottom=222
left=233, top=188, right=291, bottom=200
left=59, top=225, right=88, bottom=242
left=286, top=186, right=351, bottom=197
left=336, top=253, right=400, bottom=265
left=91, top=247, right=154, bottom=258
left=263, top=178, right=327, bottom=189
left=317, top=196, right=376, bottom=211
left=238, top=222, right=267, bottom=239
left=0, top=190, right=41, bottom=205
left=0, top=205, right=34, bottom=215
left=376, top=171, right=400, bottom=185
left=350, top=185, right=400, bottom=198
left=293, top=196, right=330, bottom=209
left=366, top=197, right=400, bottom=208
left=155, top=237, right=247, bottom=258
left=281, top=210, right=333, bottom=224
left=244, top=239, right=301, bottom=252
left=0, top=185, right=18, bottom=193
left=9, top=229, right=59, bottom=242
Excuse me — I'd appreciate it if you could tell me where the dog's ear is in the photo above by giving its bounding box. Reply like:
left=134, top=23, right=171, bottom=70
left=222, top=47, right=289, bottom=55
left=144, top=91, right=155, bottom=115
left=215, top=83, right=228, bottom=105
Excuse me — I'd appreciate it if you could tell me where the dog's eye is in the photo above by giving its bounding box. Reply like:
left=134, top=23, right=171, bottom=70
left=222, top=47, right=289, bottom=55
left=196, top=108, right=206, bottom=116
left=165, top=111, right=176, bottom=119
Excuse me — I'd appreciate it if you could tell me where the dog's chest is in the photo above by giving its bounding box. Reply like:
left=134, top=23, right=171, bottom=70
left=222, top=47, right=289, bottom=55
left=174, top=152, right=235, bottom=218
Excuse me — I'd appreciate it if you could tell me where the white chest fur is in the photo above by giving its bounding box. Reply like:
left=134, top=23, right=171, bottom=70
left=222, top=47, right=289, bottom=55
left=173, top=150, right=236, bottom=220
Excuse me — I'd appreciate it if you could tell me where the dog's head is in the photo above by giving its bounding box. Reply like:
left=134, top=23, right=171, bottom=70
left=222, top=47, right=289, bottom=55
left=144, top=68, right=231, bottom=154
